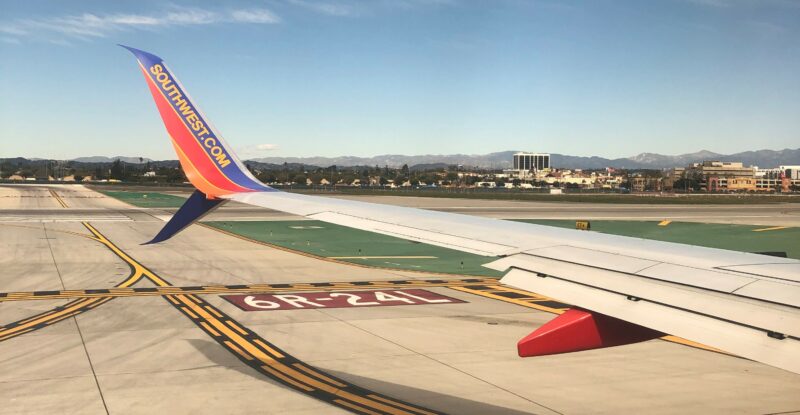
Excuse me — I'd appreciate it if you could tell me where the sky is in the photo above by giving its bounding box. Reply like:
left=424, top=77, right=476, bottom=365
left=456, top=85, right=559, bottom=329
left=0, top=0, right=798, bottom=160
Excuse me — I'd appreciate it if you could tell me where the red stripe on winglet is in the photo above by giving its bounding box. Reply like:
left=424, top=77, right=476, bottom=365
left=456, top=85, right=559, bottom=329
left=140, top=67, right=250, bottom=195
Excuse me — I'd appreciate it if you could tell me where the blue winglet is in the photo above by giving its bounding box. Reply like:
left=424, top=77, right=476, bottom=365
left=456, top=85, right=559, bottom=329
left=143, top=190, right=226, bottom=244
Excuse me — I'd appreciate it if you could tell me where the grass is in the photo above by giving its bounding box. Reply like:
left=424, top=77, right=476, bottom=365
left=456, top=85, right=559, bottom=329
left=99, top=189, right=797, bottom=269
left=98, top=190, right=187, bottom=208
left=514, top=219, right=800, bottom=259
left=204, top=220, right=504, bottom=277
left=291, top=188, right=800, bottom=204
left=204, top=219, right=798, bottom=277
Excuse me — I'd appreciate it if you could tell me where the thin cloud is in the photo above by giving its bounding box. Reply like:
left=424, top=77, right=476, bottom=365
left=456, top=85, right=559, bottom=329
left=2, top=7, right=280, bottom=43
left=231, top=9, right=281, bottom=23
left=239, top=144, right=281, bottom=157
left=165, top=9, right=218, bottom=25
left=286, top=0, right=455, bottom=17
left=289, top=0, right=358, bottom=17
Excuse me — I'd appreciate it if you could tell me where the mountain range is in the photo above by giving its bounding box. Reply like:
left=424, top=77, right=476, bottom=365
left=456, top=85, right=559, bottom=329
left=7, top=148, right=796, bottom=170
left=247, top=148, right=800, bottom=170
left=71, top=156, right=154, bottom=164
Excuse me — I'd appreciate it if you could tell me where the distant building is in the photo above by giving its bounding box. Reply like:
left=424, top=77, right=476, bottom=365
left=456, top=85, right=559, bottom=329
left=691, top=161, right=755, bottom=191
left=697, top=161, right=754, bottom=178
left=513, top=152, right=550, bottom=172
left=781, top=165, right=800, bottom=180
left=727, top=177, right=757, bottom=192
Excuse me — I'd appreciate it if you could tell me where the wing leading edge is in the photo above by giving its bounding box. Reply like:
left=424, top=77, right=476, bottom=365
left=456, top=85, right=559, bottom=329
left=122, top=46, right=800, bottom=375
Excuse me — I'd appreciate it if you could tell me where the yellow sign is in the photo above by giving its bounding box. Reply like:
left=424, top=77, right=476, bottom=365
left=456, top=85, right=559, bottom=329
left=575, top=220, right=591, bottom=231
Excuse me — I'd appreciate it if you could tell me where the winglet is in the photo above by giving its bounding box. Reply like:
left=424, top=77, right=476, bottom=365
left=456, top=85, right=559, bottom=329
left=119, top=44, right=163, bottom=67
left=120, top=45, right=273, bottom=198
left=143, top=190, right=226, bottom=244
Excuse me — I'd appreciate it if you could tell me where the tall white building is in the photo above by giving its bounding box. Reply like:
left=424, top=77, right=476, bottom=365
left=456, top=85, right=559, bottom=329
left=513, top=152, right=550, bottom=171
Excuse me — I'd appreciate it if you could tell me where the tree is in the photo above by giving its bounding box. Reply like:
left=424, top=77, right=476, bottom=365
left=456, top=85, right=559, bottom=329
left=109, top=159, right=124, bottom=180
left=674, top=178, right=700, bottom=192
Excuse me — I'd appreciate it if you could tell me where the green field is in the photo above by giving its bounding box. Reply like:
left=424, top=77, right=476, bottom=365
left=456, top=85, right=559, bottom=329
left=515, top=219, right=800, bottom=259
left=205, top=220, right=504, bottom=277
left=294, top=188, right=800, bottom=204
left=204, top=219, right=798, bottom=276
left=98, top=190, right=798, bottom=268
left=99, top=190, right=187, bottom=208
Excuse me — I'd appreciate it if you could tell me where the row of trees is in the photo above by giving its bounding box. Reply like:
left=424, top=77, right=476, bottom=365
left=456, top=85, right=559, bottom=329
left=248, top=163, right=469, bottom=187
left=0, top=159, right=187, bottom=183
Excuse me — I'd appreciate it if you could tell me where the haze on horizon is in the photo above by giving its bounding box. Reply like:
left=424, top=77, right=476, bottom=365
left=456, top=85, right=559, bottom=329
left=1, top=0, right=798, bottom=161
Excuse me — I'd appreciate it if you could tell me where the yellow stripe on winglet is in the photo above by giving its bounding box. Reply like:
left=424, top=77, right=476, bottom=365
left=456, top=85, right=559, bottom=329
left=658, top=220, right=672, bottom=226
left=752, top=226, right=787, bottom=232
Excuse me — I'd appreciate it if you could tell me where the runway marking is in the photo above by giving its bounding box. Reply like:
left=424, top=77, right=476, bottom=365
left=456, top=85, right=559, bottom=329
left=752, top=226, right=788, bottom=232
left=2, top=218, right=727, bottom=409
left=201, top=219, right=732, bottom=358
left=49, top=189, right=68, bottom=208
left=0, top=221, right=142, bottom=341
left=0, top=278, right=497, bottom=302
left=658, top=220, right=672, bottom=226
left=450, top=284, right=729, bottom=355
left=78, top=223, right=445, bottom=415
left=449, top=285, right=570, bottom=315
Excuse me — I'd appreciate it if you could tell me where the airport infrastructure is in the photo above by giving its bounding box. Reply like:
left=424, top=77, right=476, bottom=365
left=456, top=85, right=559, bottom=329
left=2, top=183, right=799, bottom=414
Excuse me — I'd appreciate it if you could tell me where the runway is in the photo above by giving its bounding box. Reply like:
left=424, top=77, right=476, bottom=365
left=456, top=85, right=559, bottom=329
left=1, top=184, right=799, bottom=414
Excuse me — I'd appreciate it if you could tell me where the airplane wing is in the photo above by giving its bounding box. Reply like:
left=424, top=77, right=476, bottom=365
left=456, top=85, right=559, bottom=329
left=121, top=46, right=800, bottom=375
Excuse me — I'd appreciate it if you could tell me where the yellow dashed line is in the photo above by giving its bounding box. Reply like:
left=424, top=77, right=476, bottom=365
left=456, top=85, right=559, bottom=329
left=254, top=339, right=285, bottom=359
left=293, top=363, right=347, bottom=388
left=367, top=395, right=439, bottom=415
left=0, top=278, right=499, bottom=302
left=225, top=341, right=253, bottom=361
left=225, top=320, right=249, bottom=336
left=49, top=189, right=68, bottom=208
left=181, top=307, right=199, bottom=319
left=262, top=365, right=315, bottom=391
left=449, top=286, right=566, bottom=315
left=199, top=321, right=221, bottom=337
left=205, top=305, right=224, bottom=318
left=334, top=400, right=382, bottom=415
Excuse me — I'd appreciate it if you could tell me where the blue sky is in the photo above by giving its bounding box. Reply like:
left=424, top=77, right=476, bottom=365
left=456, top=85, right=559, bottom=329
left=1, top=0, right=798, bottom=160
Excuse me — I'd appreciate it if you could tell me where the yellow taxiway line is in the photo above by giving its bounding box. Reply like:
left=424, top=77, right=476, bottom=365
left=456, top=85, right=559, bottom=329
left=49, top=189, right=68, bottom=208
left=0, top=277, right=499, bottom=303
left=752, top=226, right=787, bottom=232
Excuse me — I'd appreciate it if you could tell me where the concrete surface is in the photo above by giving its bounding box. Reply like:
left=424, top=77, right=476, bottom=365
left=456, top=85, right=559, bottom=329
left=1, top=184, right=799, bottom=414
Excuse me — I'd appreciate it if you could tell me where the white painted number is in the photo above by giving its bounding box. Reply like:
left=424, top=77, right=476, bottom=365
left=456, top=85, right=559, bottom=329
left=273, top=294, right=326, bottom=308
left=329, top=292, right=380, bottom=306
left=374, top=291, right=415, bottom=304
left=397, top=291, right=452, bottom=303
left=243, top=295, right=280, bottom=309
